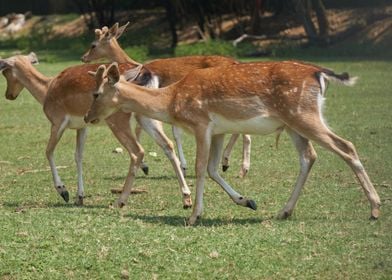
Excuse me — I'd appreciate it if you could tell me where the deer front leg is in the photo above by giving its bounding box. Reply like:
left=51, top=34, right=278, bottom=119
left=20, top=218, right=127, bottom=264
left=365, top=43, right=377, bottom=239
left=136, top=115, right=192, bottom=209
left=46, top=122, right=69, bottom=202
left=106, top=112, right=145, bottom=207
left=208, top=134, right=257, bottom=210
left=74, top=127, right=87, bottom=206
left=172, top=126, right=187, bottom=177
left=135, top=120, right=149, bottom=175
left=188, top=130, right=211, bottom=226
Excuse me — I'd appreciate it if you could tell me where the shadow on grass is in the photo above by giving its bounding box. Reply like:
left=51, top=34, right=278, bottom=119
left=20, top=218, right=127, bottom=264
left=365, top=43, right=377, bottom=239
left=125, top=213, right=266, bottom=227
left=103, top=174, right=196, bottom=181
left=3, top=201, right=109, bottom=210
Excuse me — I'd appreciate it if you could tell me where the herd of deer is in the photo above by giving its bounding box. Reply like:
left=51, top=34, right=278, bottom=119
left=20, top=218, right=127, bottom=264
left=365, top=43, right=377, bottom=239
left=0, top=22, right=380, bottom=225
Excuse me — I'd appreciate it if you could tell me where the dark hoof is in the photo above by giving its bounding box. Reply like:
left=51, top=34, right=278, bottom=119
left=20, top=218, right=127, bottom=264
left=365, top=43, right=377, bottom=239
left=141, top=165, right=149, bottom=175
left=75, top=196, right=84, bottom=206
left=246, top=200, right=257, bottom=210
left=222, top=165, right=229, bottom=172
left=119, top=202, right=125, bottom=208
left=369, top=215, right=378, bottom=221
left=183, top=204, right=192, bottom=210
left=60, top=190, right=69, bottom=202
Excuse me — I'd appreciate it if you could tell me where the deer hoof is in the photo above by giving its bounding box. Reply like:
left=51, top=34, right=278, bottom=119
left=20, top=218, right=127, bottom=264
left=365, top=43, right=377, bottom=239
left=60, top=190, right=69, bottom=202
left=141, top=165, right=149, bottom=175
left=183, top=194, right=192, bottom=209
left=277, top=210, right=292, bottom=220
left=246, top=199, right=257, bottom=210
left=75, top=196, right=84, bottom=206
left=222, top=165, right=229, bottom=172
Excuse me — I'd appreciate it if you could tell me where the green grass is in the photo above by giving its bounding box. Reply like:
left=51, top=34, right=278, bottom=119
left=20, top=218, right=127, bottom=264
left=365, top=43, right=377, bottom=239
left=0, top=56, right=391, bottom=279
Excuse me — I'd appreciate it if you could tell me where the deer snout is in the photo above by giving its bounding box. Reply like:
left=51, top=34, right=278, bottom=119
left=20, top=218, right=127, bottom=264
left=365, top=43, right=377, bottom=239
left=81, top=55, right=89, bottom=63
left=84, top=114, right=99, bottom=124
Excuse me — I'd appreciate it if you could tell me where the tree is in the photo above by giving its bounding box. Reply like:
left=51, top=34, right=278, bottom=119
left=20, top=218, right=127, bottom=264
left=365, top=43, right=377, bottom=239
left=72, top=0, right=116, bottom=29
left=293, top=0, right=330, bottom=44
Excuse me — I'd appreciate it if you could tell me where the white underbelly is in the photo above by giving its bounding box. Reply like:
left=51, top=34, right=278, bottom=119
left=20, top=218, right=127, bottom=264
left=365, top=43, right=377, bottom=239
left=210, top=114, right=283, bottom=135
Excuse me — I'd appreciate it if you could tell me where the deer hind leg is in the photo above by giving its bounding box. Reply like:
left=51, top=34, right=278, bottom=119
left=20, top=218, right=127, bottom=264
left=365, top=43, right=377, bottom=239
left=293, top=120, right=381, bottom=219
left=208, top=134, right=257, bottom=210
left=136, top=115, right=192, bottom=209
left=75, top=127, right=87, bottom=206
left=106, top=113, right=145, bottom=207
left=46, top=121, right=69, bottom=202
left=172, top=126, right=187, bottom=177
left=239, top=134, right=251, bottom=178
left=221, top=134, right=239, bottom=172
left=277, top=129, right=317, bottom=219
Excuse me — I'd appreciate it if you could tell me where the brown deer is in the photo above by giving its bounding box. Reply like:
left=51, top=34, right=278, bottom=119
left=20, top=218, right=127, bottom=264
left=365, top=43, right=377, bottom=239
left=85, top=62, right=381, bottom=225
left=81, top=22, right=252, bottom=178
left=0, top=53, right=192, bottom=208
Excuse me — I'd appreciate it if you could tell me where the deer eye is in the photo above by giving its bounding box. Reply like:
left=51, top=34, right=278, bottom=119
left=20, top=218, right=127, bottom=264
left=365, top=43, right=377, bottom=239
left=91, top=44, right=96, bottom=49
left=93, top=93, right=99, bottom=99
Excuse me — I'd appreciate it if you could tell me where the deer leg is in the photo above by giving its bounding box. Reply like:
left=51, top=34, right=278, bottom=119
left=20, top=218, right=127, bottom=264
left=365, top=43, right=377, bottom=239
left=277, top=129, right=317, bottom=219
left=136, top=115, right=192, bottom=209
left=46, top=122, right=69, bottom=202
left=239, top=134, right=251, bottom=178
left=75, top=127, right=87, bottom=206
left=208, top=134, right=257, bottom=210
left=135, top=120, right=149, bottom=175
left=188, top=128, right=211, bottom=226
left=105, top=112, right=144, bottom=207
left=221, top=134, right=239, bottom=172
left=292, top=119, right=381, bottom=219
left=172, top=126, right=187, bottom=177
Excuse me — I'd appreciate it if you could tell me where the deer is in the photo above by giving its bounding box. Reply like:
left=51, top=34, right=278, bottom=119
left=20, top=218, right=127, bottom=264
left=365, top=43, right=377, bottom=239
left=0, top=53, right=192, bottom=208
left=81, top=22, right=252, bottom=178
left=84, top=61, right=381, bottom=225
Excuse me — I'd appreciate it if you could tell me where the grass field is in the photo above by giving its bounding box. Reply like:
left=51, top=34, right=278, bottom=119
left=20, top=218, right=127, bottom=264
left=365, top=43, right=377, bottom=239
left=0, top=56, right=391, bottom=279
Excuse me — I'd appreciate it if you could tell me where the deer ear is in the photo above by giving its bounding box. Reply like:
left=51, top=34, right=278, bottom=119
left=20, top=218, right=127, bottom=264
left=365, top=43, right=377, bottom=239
left=107, top=62, right=120, bottom=85
left=116, top=22, right=129, bottom=39
left=94, top=29, right=102, bottom=39
left=0, top=58, right=13, bottom=71
left=88, top=65, right=106, bottom=78
left=108, top=23, right=119, bottom=39
left=28, top=52, right=39, bottom=65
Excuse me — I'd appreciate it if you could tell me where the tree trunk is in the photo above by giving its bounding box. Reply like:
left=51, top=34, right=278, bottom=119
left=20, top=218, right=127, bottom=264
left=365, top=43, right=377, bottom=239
left=163, top=0, right=178, bottom=49
left=312, top=0, right=329, bottom=43
left=251, top=0, right=264, bottom=34
left=293, top=0, right=318, bottom=42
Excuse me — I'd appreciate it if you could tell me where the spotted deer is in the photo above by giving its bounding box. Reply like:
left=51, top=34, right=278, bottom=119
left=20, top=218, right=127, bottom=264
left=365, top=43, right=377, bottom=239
left=0, top=53, right=192, bottom=208
left=81, top=22, right=252, bottom=178
left=85, top=61, right=381, bottom=225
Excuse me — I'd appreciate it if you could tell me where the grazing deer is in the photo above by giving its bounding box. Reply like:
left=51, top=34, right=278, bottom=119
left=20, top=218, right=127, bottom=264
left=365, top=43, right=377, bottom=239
left=0, top=53, right=192, bottom=208
left=81, top=22, right=252, bottom=178
left=85, top=62, right=381, bottom=225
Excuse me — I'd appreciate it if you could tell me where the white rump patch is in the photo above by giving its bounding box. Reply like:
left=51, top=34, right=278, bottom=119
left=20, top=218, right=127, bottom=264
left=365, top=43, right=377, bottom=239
left=145, top=74, right=160, bottom=89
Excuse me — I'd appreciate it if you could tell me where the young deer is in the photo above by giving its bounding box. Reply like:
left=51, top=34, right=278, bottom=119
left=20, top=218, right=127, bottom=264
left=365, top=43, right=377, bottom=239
left=85, top=62, right=381, bottom=225
left=0, top=53, right=192, bottom=208
left=81, top=22, right=252, bottom=178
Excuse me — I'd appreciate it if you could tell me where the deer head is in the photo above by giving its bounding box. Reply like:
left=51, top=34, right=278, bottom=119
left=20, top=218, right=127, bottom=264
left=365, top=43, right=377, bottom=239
left=81, top=22, right=130, bottom=63
left=0, top=52, right=39, bottom=100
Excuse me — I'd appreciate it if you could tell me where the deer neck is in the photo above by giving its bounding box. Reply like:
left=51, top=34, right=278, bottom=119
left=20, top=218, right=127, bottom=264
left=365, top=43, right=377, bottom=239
left=16, top=63, right=52, bottom=105
left=109, top=40, right=141, bottom=66
left=117, top=81, right=173, bottom=123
